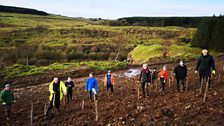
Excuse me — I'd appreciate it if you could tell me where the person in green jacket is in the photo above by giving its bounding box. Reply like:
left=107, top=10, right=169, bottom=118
left=1, top=84, right=15, bottom=120
left=46, top=78, right=67, bottom=116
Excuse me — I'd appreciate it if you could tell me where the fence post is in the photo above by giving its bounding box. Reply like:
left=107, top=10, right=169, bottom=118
left=203, top=77, right=210, bottom=102
left=199, top=79, right=203, bottom=94
left=30, top=102, right=33, bottom=126
left=169, top=79, right=171, bottom=87
left=94, top=99, right=98, bottom=121
left=186, top=78, right=189, bottom=91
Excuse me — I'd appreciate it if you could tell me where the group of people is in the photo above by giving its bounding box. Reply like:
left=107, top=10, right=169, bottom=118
left=139, top=48, right=216, bottom=98
left=0, top=48, right=216, bottom=119
left=45, top=70, right=115, bottom=116
left=139, top=61, right=185, bottom=98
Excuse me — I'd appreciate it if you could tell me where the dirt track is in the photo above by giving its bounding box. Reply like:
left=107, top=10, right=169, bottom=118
left=0, top=57, right=224, bottom=126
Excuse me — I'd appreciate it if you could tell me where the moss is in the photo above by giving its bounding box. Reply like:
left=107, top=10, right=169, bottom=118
left=0, top=61, right=128, bottom=80
left=130, top=44, right=164, bottom=64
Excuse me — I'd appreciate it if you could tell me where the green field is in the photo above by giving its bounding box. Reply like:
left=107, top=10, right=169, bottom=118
left=0, top=12, right=220, bottom=79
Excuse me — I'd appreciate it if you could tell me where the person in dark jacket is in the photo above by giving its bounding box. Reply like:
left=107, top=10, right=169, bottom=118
left=1, top=84, right=15, bottom=120
left=65, top=77, right=74, bottom=103
left=174, top=61, right=187, bottom=92
left=152, top=67, right=158, bottom=84
left=139, top=64, right=151, bottom=98
left=195, top=48, right=216, bottom=89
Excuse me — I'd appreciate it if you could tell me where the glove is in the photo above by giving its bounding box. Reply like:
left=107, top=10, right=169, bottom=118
left=212, top=70, right=216, bottom=75
left=195, top=71, right=198, bottom=74
left=2, top=102, right=6, bottom=105
left=13, top=100, right=16, bottom=103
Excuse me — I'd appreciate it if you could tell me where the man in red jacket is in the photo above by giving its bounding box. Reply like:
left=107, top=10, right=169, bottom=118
left=159, top=65, right=168, bottom=91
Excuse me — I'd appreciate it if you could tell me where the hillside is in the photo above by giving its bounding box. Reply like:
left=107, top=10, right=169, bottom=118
left=0, top=5, right=48, bottom=15
left=0, top=12, right=207, bottom=65
left=0, top=11, right=222, bottom=85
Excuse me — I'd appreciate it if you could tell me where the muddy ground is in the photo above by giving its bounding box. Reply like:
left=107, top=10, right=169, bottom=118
left=0, top=57, right=224, bottom=126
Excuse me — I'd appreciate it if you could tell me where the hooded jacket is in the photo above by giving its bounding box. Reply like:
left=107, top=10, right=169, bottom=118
left=49, top=81, right=67, bottom=101
left=86, top=77, right=98, bottom=92
left=174, top=65, right=187, bottom=79
left=139, top=68, right=151, bottom=83
left=0, top=88, right=14, bottom=104
left=159, top=70, right=168, bottom=81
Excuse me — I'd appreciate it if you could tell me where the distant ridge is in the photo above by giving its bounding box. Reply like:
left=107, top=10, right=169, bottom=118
left=0, top=5, right=48, bottom=15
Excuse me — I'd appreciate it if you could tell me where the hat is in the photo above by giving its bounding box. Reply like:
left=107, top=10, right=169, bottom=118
left=5, top=84, right=10, bottom=88
left=202, top=47, right=209, bottom=50
left=108, top=70, right=111, bottom=73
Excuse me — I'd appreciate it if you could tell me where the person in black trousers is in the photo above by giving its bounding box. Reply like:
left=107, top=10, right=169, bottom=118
left=174, top=61, right=187, bottom=92
left=139, top=64, right=151, bottom=98
left=46, top=78, right=67, bottom=116
left=195, top=48, right=216, bottom=89
left=65, top=77, right=74, bottom=103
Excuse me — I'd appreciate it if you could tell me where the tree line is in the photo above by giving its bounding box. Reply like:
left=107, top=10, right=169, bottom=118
left=192, top=16, right=224, bottom=52
left=101, top=17, right=214, bottom=27
left=0, top=5, right=48, bottom=16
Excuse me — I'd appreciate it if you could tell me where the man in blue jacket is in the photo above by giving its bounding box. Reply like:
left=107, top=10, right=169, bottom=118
left=86, top=72, right=98, bottom=101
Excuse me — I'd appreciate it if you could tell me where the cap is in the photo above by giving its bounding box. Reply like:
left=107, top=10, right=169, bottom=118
left=5, top=84, right=11, bottom=88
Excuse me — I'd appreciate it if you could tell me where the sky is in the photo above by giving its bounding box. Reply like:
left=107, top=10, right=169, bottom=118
left=1, top=0, right=224, bottom=19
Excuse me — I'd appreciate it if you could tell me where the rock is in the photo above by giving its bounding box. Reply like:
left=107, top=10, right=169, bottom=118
left=119, top=117, right=123, bottom=120
left=185, top=105, right=191, bottom=110
left=130, top=118, right=135, bottom=121
left=137, top=106, right=145, bottom=110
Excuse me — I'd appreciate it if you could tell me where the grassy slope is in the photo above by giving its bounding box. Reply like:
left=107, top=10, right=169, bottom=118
left=1, top=61, right=128, bottom=79
left=0, top=12, right=195, bottom=47
left=0, top=12, right=221, bottom=78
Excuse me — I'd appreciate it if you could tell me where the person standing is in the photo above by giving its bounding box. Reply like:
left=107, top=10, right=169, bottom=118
left=139, top=64, right=151, bottom=98
left=152, top=67, right=159, bottom=84
left=46, top=78, right=67, bottom=116
left=158, top=65, right=169, bottom=91
left=174, top=61, right=187, bottom=92
left=65, top=77, right=74, bottom=103
left=86, top=73, right=98, bottom=101
left=195, top=48, right=216, bottom=89
left=104, top=70, right=115, bottom=94
left=1, top=84, right=15, bottom=120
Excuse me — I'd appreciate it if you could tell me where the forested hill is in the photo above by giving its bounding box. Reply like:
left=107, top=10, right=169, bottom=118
left=107, top=16, right=213, bottom=27
left=0, top=5, right=48, bottom=15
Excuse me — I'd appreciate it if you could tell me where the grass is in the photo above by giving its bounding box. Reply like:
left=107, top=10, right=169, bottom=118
left=130, top=44, right=221, bottom=64
left=130, top=44, right=164, bottom=64
left=0, top=12, right=222, bottom=82
left=0, top=12, right=196, bottom=47
left=0, top=61, right=128, bottom=80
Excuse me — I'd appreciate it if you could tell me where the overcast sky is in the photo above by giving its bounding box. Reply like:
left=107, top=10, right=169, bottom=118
left=1, top=0, right=224, bottom=19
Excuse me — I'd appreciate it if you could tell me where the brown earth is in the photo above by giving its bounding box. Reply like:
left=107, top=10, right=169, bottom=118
left=0, top=57, right=224, bottom=126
